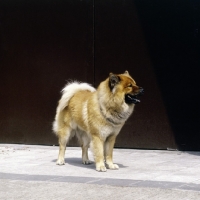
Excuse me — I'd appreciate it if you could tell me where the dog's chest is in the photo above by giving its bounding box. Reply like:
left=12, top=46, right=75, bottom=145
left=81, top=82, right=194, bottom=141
left=99, top=125, right=121, bottom=139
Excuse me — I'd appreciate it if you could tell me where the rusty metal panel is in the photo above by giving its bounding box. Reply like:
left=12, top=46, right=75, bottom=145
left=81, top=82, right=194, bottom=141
left=0, top=1, right=94, bottom=145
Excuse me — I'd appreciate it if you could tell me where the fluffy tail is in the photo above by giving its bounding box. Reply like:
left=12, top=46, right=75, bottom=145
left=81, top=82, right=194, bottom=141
left=52, top=81, right=96, bottom=133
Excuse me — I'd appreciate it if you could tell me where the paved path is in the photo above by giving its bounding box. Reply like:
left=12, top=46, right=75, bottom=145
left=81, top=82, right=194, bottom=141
left=0, top=144, right=200, bottom=199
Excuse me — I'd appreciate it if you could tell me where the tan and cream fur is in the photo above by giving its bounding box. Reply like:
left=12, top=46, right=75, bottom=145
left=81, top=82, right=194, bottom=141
left=53, top=71, right=143, bottom=172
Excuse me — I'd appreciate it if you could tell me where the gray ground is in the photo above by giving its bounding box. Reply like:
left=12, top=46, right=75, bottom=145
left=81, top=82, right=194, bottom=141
left=1, top=144, right=200, bottom=199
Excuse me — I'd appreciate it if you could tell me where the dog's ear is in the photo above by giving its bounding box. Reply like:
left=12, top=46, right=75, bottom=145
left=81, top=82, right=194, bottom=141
left=109, top=73, right=120, bottom=90
left=124, top=70, right=129, bottom=75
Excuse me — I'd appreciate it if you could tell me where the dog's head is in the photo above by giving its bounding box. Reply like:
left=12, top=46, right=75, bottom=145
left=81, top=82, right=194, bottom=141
left=109, top=71, right=144, bottom=104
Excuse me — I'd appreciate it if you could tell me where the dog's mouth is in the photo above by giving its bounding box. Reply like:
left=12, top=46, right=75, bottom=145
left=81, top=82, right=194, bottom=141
left=125, top=94, right=141, bottom=104
left=125, top=87, right=144, bottom=105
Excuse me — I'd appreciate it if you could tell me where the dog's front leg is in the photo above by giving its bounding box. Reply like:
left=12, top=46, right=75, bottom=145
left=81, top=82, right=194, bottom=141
left=104, top=135, right=119, bottom=170
left=91, top=136, right=107, bottom=172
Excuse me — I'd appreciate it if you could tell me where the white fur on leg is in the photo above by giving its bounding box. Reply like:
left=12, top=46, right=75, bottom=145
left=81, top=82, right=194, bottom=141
left=56, top=158, right=65, bottom=165
left=82, top=159, right=93, bottom=165
left=106, top=163, right=119, bottom=170
left=96, top=163, right=107, bottom=172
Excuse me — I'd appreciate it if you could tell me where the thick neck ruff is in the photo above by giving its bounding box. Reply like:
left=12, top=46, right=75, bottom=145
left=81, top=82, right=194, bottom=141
left=99, top=104, right=124, bottom=126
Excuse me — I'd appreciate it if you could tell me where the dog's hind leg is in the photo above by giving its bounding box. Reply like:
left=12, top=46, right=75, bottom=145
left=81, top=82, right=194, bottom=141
left=76, top=131, right=92, bottom=165
left=82, top=143, right=92, bottom=165
left=56, top=127, right=71, bottom=165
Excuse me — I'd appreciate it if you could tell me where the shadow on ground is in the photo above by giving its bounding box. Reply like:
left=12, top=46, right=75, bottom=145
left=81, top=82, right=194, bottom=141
left=52, top=157, right=128, bottom=169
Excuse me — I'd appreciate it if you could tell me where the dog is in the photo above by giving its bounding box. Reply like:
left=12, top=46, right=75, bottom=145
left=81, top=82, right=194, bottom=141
left=53, top=71, right=143, bottom=171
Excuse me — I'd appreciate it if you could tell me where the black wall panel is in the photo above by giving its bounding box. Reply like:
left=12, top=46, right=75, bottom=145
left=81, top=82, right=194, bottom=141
left=0, top=0, right=199, bottom=150
left=94, top=0, right=176, bottom=149
left=134, top=0, right=200, bottom=150
left=0, top=0, right=94, bottom=145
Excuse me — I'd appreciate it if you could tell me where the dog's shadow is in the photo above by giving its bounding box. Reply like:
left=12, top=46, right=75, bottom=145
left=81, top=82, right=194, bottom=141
left=52, top=158, right=127, bottom=169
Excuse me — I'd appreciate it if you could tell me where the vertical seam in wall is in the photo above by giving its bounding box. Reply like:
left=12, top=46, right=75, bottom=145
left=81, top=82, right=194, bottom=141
left=93, top=0, right=96, bottom=87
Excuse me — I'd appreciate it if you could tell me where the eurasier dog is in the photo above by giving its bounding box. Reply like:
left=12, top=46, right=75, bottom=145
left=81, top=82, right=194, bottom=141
left=53, top=71, right=144, bottom=171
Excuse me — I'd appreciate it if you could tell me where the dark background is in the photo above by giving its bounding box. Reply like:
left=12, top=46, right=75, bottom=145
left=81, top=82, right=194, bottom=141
left=0, top=0, right=199, bottom=150
left=134, top=0, right=200, bottom=150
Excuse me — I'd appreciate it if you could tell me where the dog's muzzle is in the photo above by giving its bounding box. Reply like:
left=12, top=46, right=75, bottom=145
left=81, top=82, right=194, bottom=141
left=125, top=87, right=144, bottom=104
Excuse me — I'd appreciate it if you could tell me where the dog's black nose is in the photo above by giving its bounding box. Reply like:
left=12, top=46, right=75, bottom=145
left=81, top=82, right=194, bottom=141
left=139, top=87, right=144, bottom=95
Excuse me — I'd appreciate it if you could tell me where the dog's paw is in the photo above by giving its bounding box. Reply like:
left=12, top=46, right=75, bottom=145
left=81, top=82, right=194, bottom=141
left=96, top=165, right=107, bottom=172
left=106, top=163, right=119, bottom=170
left=56, top=159, right=65, bottom=165
left=82, top=159, right=93, bottom=165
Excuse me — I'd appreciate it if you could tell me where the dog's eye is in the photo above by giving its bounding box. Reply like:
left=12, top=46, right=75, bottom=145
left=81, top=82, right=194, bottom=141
left=127, top=84, right=132, bottom=88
